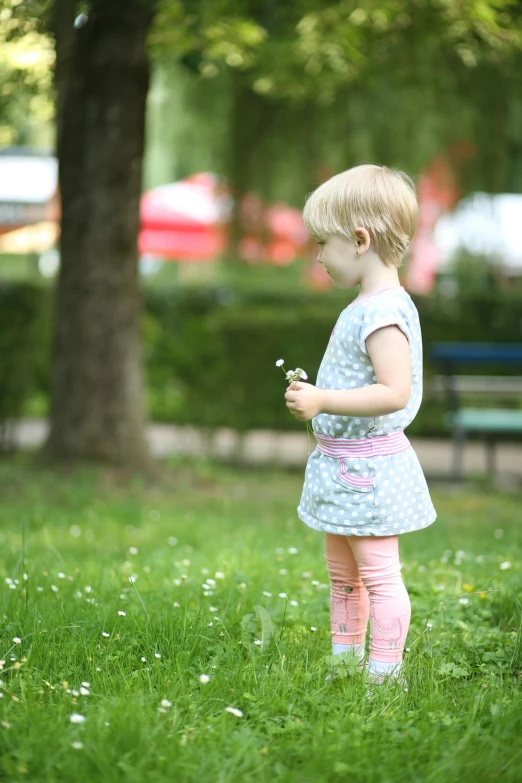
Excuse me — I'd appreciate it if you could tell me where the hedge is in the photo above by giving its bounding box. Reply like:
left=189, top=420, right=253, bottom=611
left=2, top=281, right=522, bottom=439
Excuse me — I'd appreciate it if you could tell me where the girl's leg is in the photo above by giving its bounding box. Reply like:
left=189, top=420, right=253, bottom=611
left=347, top=536, right=411, bottom=677
left=324, top=533, right=370, bottom=659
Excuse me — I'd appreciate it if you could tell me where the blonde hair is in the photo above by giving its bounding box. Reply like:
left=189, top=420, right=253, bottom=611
left=303, top=164, right=419, bottom=267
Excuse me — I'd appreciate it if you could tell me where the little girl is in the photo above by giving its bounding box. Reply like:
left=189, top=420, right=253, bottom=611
left=284, top=164, right=437, bottom=685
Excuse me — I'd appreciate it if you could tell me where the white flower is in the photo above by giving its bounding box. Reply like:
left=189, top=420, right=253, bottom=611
left=239, top=583, right=247, bottom=589
left=129, top=547, right=138, bottom=555
left=310, top=626, right=317, bottom=632
left=459, top=598, right=469, bottom=605
left=37, top=586, right=44, bottom=592
left=455, top=550, right=466, bottom=559
left=262, top=591, right=272, bottom=597
left=155, top=653, right=161, bottom=659
left=426, top=622, right=433, bottom=631
left=288, top=547, right=298, bottom=554
left=206, top=578, right=216, bottom=587
left=215, top=572, right=225, bottom=580
left=118, top=611, right=126, bottom=616
left=182, top=559, right=191, bottom=567
left=102, top=632, right=110, bottom=638
left=254, top=640, right=262, bottom=646
left=278, top=592, right=287, bottom=599
left=51, top=585, right=58, bottom=592
left=499, top=561, right=511, bottom=570
left=84, top=586, right=92, bottom=593
left=141, top=657, right=147, bottom=662
left=173, top=602, right=180, bottom=608
left=279, top=569, right=287, bottom=575
left=311, top=580, right=320, bottom=586
left=168, top=537, right=178, bottom=546
left=82, top=682, right=90, bottom=687
left=199, top=674, right=210, bottom=684
left=160, top=699, right=172, bottom=708
left=71, top=741, right=84, bottom=750
left=275, top=359, right=285, bottom=367
left=69, top=713, right=86, bottom=724
left=79, top=687, right=90, bottom=696
left=58, top=572, right=65, bottom=579
left=494, top=529, right=504, bottom=539
left=209, top=606, right=218, bottom=612
left=12, top=637, right=21, bottom=644
left=173, top=578, right=181, bottom=586
left=225, top=706, right=243, bottom=718
left=289, top=600, right=299, bottom=607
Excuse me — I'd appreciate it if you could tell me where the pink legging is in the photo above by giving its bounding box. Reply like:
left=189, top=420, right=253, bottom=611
left=324, top=533, right=411, bottom=664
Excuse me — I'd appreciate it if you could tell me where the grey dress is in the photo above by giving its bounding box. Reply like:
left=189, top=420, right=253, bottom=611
left=297, top=286, right=437, bottom=537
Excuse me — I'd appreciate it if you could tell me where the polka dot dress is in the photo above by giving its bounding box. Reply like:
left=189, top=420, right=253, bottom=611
left=297, top=286, right=437, bottom=537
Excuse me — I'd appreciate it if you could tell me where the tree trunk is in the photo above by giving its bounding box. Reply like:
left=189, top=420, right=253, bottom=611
left=45, top=0, right=156, bottom=468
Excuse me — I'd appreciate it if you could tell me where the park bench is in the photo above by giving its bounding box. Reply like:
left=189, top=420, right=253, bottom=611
left=430, top=343, right=522, bottom=480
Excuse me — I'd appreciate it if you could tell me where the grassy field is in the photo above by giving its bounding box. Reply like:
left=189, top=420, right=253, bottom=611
left=0, top=457, right=520, bottom=783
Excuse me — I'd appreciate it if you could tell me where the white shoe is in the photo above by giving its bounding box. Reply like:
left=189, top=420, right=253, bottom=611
left=364, top=667, right=408, bottom=696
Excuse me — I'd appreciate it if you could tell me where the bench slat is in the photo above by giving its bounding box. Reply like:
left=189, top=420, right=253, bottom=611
left=432, top=343, right=522, bottom=364
left=432, top=375, right=522, bottom=395
left=450, top=408, right=522, bottom=433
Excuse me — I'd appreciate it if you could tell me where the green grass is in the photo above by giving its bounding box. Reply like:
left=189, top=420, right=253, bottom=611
left=0, top=457, right=521, bottom=783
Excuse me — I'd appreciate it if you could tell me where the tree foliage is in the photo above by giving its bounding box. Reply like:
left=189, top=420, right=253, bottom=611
left=0, top=0, right=54, bottom=145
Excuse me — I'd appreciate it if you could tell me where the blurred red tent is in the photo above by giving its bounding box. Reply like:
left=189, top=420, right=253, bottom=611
left=139, top=173, right=231, bottom=261
left=139, top=172, right=309, bottom=263
left=0, top=148, right=60, bottom=253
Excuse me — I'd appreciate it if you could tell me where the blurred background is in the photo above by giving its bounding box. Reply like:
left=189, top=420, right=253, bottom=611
left=0, top=0, right=521, bottom=480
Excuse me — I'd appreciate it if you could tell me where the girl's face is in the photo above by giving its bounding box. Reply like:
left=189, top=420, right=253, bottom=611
left=316, top=234, right=362, bottom=289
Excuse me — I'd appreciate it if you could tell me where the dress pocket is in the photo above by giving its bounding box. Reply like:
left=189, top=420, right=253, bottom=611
left=336, top=458, right=374, bottom=493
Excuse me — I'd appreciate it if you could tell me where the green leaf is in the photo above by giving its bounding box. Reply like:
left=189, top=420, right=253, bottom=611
left=254, top=604, right=275, bottom=647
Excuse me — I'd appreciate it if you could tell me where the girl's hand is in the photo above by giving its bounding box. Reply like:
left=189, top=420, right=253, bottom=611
left=285, top=382, right=324, bottom=421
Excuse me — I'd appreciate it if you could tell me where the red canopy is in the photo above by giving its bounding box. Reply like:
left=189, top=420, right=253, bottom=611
left=139, top=172, right=309, bottom=263
left=139, top=173, right=230, bottom=261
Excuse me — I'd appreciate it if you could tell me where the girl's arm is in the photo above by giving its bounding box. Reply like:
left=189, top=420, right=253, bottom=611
left=285, top=325, right=412, bottom=421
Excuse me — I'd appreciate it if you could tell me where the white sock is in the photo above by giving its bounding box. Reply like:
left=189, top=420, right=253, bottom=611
left=367, top=658, right=402, bottom=677
left=332, top=642, right=365, bottom=661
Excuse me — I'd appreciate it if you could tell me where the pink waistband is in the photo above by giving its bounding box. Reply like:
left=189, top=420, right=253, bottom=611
left=315, top=430, right=410, bottom=458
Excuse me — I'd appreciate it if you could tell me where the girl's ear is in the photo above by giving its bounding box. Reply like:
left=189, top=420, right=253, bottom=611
left=355, top=227, right=371, bottom=255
